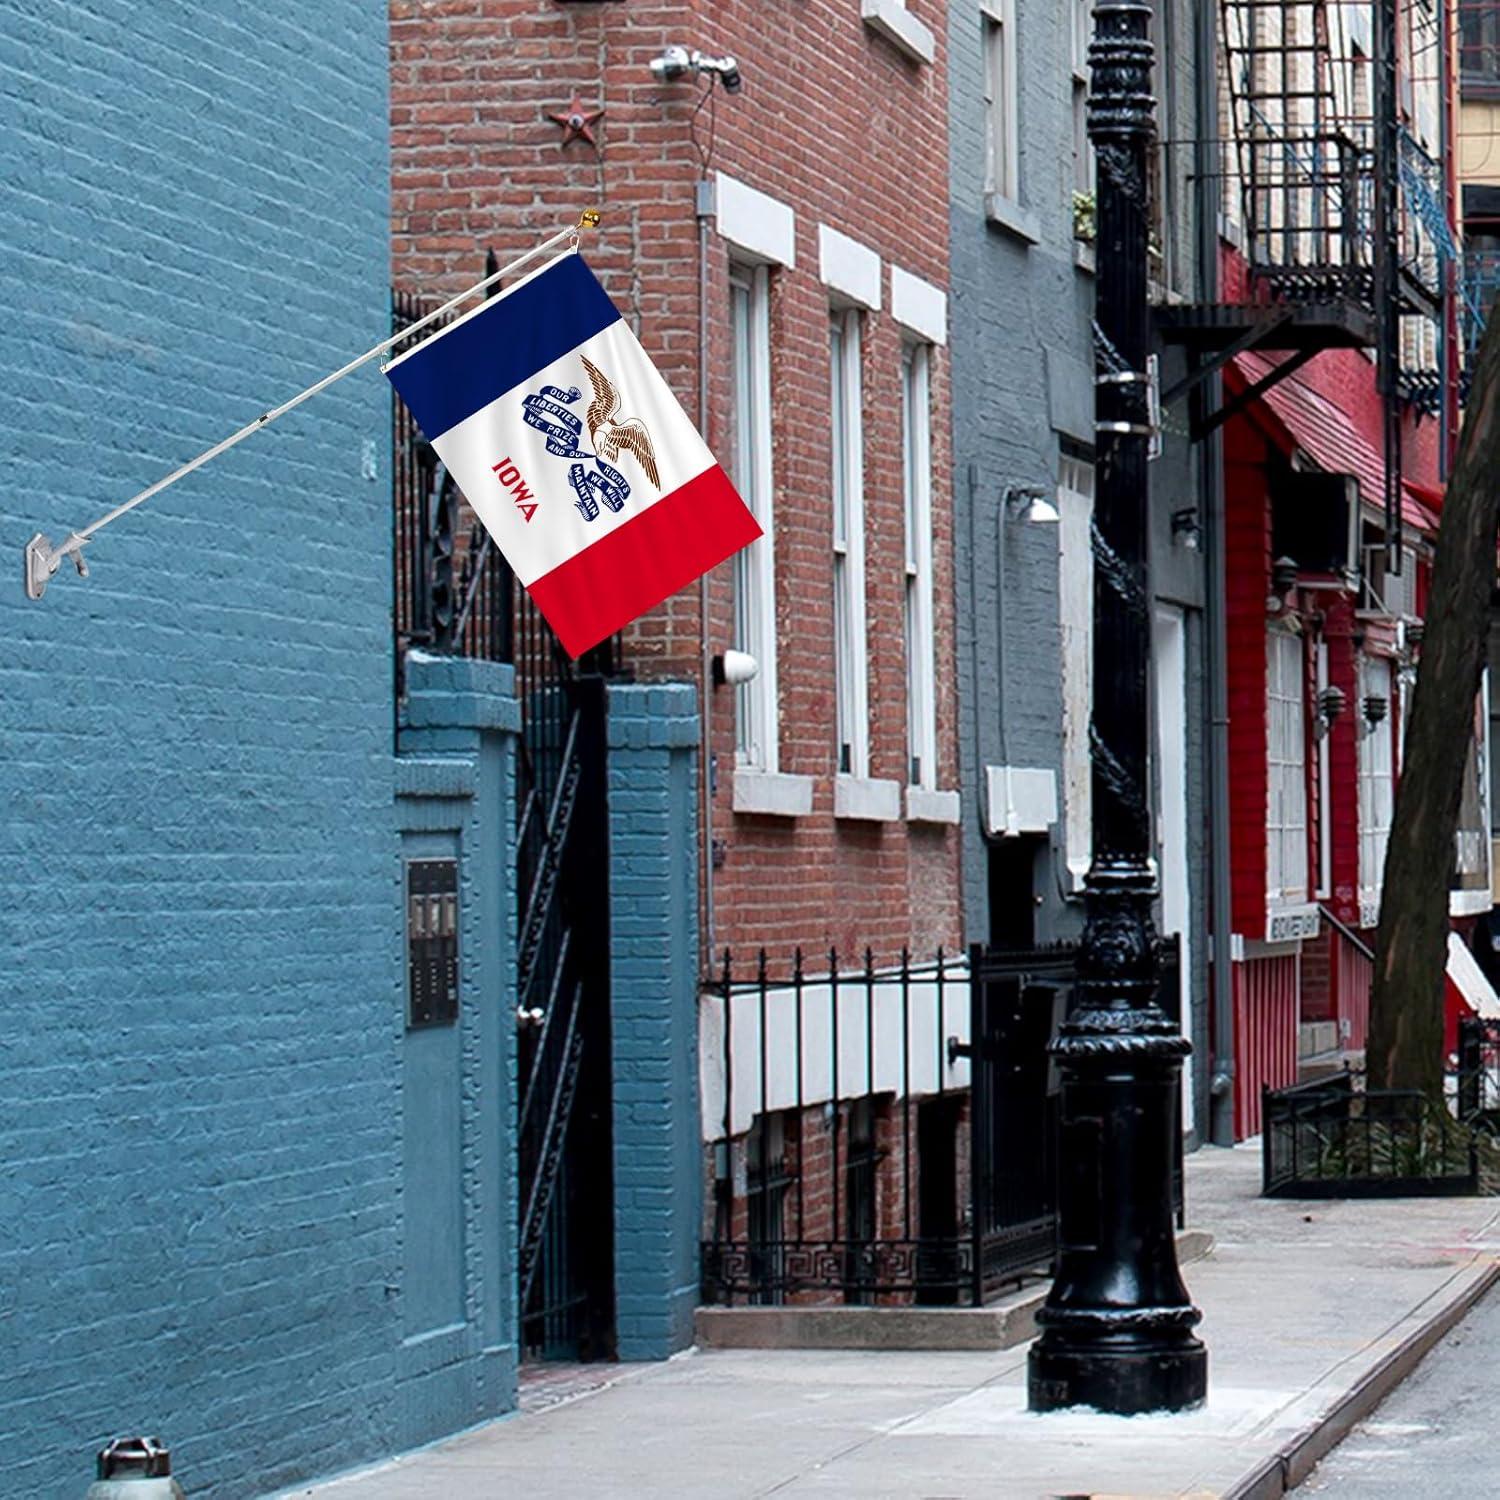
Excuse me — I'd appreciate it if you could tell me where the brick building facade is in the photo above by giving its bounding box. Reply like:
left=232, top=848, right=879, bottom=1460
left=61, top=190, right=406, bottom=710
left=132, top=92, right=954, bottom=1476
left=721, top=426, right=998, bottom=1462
left=391, top=0, right=964, bottom=966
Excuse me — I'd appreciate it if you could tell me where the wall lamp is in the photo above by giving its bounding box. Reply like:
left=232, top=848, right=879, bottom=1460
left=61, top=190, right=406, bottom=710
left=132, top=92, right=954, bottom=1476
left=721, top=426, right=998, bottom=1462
left=1314, top=684, right=1346, bottom=740
left=1170, top=507, right=1202, bottom=551
left=649, top=45, right=743, bottom=92
left=1362, top=693, right=1389, bottom=735
left=1004, top=484, right=1060, bottom=524
left=1266, top=555, right=1299, bottom=614
left=712, top=649, right=759, bottom=688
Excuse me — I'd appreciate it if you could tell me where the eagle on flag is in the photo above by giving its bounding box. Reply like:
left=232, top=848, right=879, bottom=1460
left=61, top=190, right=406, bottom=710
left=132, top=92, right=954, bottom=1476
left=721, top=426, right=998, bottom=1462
left=580, top=354, right=661, bottom=489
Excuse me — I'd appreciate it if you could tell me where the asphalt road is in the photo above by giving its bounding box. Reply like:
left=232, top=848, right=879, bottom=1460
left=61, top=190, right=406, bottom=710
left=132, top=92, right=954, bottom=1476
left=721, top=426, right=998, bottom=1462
left=1302, top=1282, right=1500, bottom=1497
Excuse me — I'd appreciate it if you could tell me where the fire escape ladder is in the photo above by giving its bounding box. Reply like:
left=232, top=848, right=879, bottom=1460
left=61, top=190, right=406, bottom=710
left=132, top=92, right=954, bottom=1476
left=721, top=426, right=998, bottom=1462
left=1161, top=0, right=1444, bottom=483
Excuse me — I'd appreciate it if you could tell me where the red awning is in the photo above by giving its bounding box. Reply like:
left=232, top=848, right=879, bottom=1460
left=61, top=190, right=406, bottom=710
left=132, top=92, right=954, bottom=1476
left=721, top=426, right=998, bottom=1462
left=1229, top=352, right=1439, bottom=537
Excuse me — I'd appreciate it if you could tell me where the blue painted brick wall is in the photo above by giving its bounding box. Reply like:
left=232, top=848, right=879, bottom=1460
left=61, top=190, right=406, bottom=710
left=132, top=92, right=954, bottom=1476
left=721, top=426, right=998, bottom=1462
left=0, top=4, right=393, bottom=1495
left=606, top=684, right=702, bottom=1361
left=397, top=657, right=520, bottom=1448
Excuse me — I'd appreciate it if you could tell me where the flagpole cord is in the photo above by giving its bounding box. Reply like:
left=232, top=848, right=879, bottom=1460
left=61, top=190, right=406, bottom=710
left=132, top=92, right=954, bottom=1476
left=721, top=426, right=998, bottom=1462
left=24, top=211, right=600, bottom=600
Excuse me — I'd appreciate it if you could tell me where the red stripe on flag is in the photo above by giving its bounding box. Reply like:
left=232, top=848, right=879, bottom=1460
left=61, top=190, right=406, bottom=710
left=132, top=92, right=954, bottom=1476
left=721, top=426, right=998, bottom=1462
left=528, top=465, right=762, bottom=658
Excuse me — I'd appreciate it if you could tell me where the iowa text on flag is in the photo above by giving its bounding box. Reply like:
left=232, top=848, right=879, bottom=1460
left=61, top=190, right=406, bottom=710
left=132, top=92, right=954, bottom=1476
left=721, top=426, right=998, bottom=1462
left=385, top=252, right=761, bottom=657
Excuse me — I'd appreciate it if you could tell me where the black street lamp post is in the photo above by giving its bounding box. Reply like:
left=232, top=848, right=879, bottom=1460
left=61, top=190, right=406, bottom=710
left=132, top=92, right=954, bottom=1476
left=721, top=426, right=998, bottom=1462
left=1027, top=0, right=1208, bottom=1415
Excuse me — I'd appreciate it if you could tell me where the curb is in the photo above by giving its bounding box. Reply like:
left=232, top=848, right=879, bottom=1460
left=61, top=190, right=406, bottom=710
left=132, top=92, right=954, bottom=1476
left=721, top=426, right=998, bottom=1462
left=1223, top=1255, right=1500, bottom=1499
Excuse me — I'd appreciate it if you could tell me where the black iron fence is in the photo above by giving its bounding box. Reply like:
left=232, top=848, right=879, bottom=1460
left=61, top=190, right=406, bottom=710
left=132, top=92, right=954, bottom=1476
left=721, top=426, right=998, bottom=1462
left=392, top=288, right=515, bottom=702
left=700, top=939, right=1188, bottom=1307
left=701, top=948, right=973, bottom=1305
left=1457, top=1016, right=1500, bottom=1130
left=1263, top=1071, right=1481, bottom=1198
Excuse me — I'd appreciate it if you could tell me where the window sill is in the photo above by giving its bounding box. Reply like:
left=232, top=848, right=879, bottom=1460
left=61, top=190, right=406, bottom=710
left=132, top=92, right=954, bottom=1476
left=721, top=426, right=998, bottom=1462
left=860, top=0, right=936, bottom=65
left=984, top=193, right=1040, bottom=245
left=1074, top=240, right=1096, bottom=274
left=905, top=786, right=961, bottom=825
left=732, top=768, right=814, bottom=818
left=834, top=776, right=902, bottom=822
left=1217, top=214, right=1245, bottom=252
left=1451, top=888, right=1492, bottom=918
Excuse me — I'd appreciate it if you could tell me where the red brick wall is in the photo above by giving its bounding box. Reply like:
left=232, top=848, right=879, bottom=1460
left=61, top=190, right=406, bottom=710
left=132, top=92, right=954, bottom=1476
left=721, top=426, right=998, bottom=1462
left=391, top=1, right=961, bottom=964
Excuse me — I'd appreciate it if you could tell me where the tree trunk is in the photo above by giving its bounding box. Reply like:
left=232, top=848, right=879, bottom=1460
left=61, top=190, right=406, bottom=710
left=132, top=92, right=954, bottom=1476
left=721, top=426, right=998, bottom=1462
left=1366, top=312, right=1500, bottom=1094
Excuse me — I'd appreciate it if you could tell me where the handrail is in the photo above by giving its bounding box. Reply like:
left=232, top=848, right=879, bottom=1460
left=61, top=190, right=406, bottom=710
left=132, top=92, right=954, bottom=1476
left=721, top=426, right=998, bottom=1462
left=1318, top=903, right=1375, bottom=962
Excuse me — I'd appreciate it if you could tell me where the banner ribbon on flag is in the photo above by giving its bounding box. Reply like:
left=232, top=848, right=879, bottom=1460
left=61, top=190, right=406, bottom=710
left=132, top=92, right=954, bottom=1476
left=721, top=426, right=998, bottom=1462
left=385, top=250, right=762, bottom=658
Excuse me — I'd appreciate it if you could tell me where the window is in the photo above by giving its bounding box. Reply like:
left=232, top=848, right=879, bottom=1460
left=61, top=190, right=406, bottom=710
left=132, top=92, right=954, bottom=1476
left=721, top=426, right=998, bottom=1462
left=731, top=265, right=778, bottom=771
left=746, top=1112, right=791, bottom=1307
left=843, top=1097, right=878, bottom=1306
left=902, top=343, right=936, bottom=788
left=1315, top=641, right=1332, bottom=901
left=1359, top=656, right=1395, bottom=919
left=1266, top=628, right=1309, bottom=907
left=1071, top=0, right=1093, bottom=201
left=1059, top=455, right=1095, bottom=887
left=1463, top=2, right=1500, bottom=87
left=983, top=0, right=1019, bottom=203
left=831, top=308, right=868, bottom=778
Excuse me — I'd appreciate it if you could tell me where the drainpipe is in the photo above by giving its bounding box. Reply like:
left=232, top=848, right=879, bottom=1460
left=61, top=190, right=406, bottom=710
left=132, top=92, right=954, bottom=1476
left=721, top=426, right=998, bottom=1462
left=1196, top=0, right=1236, bottom=1145
left=697, top=180, right=716, bottom=972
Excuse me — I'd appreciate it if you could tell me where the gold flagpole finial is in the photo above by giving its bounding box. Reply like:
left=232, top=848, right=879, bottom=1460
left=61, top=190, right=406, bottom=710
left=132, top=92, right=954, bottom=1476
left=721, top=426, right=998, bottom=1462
left=578, top=209, right=601, bottom=230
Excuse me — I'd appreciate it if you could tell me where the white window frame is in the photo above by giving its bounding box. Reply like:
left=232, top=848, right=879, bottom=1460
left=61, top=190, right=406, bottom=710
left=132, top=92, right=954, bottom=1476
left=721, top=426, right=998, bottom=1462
left=982, top=0, right=1020, bottom=206
left=902, top=342, right=936, bottom=790
left=1266, top=627, right=1310, bottom=909
left=1059, top=455, right=1095, bottom=889
left=731, top=264, right=778, bottom=773
left=1071, top=0, right=1094, bottom=200
left=831, top=306, right=869, bottom=780
left=1451, top=671, right=1494, bottom=916
left=1315, top=640, right=1332, bottom=901
left=1358, top=655, right=1395, bottom=922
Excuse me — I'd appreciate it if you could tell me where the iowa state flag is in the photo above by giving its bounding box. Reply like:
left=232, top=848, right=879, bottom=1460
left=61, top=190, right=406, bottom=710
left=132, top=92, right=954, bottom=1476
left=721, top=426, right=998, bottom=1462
left=386, top=251, right=761, bottom=657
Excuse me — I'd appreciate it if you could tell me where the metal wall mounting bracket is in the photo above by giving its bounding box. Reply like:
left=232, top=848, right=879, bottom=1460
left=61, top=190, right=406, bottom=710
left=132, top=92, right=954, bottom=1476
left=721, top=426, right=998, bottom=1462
left=24, top=532, right=88, bottom=601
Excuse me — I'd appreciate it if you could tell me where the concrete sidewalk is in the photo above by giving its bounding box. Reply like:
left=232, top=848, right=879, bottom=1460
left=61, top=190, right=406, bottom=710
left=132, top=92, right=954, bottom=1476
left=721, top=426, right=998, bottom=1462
left=286, top=1144, right=1500, bottom=1500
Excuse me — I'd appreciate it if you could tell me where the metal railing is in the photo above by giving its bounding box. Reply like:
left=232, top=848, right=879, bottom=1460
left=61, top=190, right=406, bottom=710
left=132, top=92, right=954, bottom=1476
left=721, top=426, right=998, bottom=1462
left=700, top=939, right=1188, bottom=1307
left=392, top=287, right=514, bottom=701
left=1463, top=248, right=1500, bottom=384
left=1263, top=1071, right=1481, bottom=1197
left=701, top=948, right=975, bottom=1306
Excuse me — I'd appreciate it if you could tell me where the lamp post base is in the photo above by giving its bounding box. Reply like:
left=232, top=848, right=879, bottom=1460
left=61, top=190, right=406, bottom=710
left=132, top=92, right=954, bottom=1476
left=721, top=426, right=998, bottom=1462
left=1029, top=1333, right=1207, bottom=1415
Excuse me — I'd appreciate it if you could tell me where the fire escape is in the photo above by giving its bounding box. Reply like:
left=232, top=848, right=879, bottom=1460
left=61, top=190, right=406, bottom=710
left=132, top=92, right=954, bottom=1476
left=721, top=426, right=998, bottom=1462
left=1159, top=0, right=1449, bottom=563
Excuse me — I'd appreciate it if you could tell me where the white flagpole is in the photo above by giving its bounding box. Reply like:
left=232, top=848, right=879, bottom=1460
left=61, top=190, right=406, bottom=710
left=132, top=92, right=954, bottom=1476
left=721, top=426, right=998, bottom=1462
left=24, top=211, right=599, bottom=600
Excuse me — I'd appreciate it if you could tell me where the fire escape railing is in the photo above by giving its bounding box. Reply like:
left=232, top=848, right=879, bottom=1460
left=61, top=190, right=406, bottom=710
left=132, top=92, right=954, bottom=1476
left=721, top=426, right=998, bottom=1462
left=1211, top=0, right=1453, bottom=559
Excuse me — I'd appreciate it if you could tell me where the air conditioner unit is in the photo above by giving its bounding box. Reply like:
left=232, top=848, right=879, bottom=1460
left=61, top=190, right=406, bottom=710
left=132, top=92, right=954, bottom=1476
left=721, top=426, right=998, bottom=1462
left=1271, top=471, right=1359, bottom=581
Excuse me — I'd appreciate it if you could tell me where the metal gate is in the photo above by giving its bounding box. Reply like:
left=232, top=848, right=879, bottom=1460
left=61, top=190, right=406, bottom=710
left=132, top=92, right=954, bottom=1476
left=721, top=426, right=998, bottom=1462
left=966, top=937, right=1184, bottom=1299
left=393, top=278, right=620, bottom=1361
left=513, top=642, right=616, bottom=1360
left=967, top=943, right=1073, bottom=1297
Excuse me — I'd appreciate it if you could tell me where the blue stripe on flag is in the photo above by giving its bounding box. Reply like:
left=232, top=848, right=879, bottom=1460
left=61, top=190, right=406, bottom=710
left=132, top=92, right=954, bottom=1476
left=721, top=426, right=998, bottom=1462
left=389, top=254, right=620, bottom=440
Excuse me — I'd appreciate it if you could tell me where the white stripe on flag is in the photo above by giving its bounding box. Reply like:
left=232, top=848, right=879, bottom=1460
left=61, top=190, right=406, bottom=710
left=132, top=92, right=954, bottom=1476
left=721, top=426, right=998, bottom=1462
left=432, top=320, right=715, bottom=587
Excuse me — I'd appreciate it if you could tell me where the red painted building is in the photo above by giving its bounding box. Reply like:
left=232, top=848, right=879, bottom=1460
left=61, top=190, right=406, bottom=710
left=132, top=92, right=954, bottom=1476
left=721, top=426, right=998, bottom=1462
left=1188, top=0, right=1488, bottom=1137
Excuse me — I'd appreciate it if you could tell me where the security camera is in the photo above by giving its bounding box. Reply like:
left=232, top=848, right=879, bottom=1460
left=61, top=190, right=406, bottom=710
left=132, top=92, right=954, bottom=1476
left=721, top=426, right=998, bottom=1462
left=649, top=45, right=693, bottom=84
left=648, top=46, right=743, bottom=93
